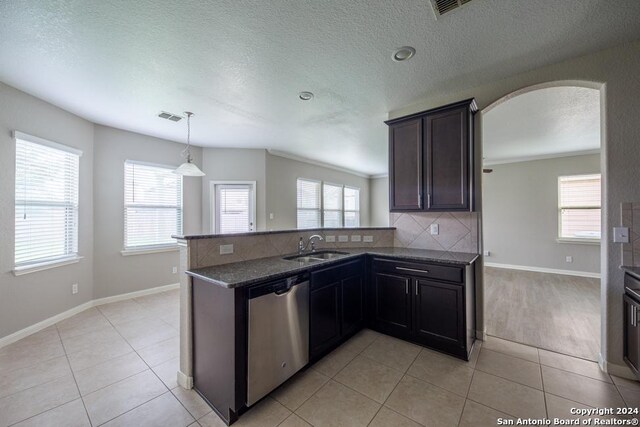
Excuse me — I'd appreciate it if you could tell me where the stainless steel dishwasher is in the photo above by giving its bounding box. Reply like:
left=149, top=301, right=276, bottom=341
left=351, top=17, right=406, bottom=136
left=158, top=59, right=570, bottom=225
left=247, top=273, right=309, bottom=406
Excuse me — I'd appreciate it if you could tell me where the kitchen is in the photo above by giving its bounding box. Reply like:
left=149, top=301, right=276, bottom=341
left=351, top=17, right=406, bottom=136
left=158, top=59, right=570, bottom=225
left=1, top=1, right=640, bottom=426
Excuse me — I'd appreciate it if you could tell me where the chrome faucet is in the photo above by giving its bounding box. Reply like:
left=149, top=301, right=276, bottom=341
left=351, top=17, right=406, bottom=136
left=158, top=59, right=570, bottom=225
left=298, top=235, right=324, bottom=253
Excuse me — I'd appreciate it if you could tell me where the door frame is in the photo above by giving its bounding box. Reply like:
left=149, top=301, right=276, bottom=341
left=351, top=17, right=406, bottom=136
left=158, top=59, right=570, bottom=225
left=209, top=180, right=257, bottom=234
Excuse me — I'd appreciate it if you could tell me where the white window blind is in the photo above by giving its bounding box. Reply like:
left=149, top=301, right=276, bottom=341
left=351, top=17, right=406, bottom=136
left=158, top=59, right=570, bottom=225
left=558, top=174, right=601, bottom=240
left=15, top=134, right=80, bottom=267
left=297, top=179, right=321, bottom=229
left=124, top=161, right=182, bottom=249
left=344, top=186, right=360, bottom=228
left=215, top=184, right=253, bottom=234
left=323, top=183, right=343, bottom=228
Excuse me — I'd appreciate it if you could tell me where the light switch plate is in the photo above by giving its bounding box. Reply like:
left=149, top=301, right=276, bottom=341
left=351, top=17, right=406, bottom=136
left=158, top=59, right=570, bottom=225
left=483, top=250, right=490, bottom=257
left=430, top=224, right=439, bottom=235
left=363, top=235, right=374, bottom=243
left=613, top=227, right=630, bottom=243
left=351, top=235, right=362, bottom=242
left=325, top=235, right=336, bottom=243
left=338, top=235, right=349, bottom=242
left=220, top=244, right=234, bottom=255
left=566, top=256, right=573, bottom=263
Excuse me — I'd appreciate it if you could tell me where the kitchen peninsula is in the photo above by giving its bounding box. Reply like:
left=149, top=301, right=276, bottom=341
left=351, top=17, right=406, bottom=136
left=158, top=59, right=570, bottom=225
left=175, top=228, right=478, bottom=425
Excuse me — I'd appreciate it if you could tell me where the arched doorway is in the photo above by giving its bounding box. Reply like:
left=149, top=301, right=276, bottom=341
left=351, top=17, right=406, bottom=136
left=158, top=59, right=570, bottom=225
left=479, top=82, right=605, bottom=362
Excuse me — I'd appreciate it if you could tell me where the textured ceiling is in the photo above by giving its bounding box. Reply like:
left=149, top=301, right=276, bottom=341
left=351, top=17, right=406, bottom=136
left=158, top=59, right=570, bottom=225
left=483, top=86, right=601, bottom=165
left=0, top=1, right=639, bottom=175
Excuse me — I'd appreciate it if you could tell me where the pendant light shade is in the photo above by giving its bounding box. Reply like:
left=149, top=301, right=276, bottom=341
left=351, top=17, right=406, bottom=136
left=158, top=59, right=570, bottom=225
left=174, top=111, right=205, bottom=176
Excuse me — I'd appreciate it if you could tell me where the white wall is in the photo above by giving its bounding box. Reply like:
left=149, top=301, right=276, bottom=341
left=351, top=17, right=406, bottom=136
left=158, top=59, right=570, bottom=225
left=200, top=148, right=267, bottom=233
left=93, top=125, right=203, bottom=299
left=389, top=40, right=640, bottom=373
left=265, top=152, right=371, bottom=230
left=370, top=176, right=389, bottom=227
left=483, top=154, right=601, bottom=273
left=0, top=82, right=95, bottom=339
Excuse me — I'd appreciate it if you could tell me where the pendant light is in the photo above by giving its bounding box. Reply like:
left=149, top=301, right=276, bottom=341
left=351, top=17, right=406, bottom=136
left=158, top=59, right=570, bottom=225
left=174, top=111, right=205, bottom=176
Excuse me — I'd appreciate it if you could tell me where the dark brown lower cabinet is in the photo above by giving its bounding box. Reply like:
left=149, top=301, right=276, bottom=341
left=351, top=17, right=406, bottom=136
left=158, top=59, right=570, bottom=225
left=309, top=259, right=364, bottom=360
left=370, top=257, right=475, bottom=360
left=372, top=272, right=412, bottom=338
left=414, top=279, right=465, bottom=355
left=624, top=294, right=640, bottom=378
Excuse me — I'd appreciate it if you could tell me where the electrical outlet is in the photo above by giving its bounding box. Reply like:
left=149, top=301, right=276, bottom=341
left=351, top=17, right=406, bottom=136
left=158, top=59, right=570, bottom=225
left=325, top=235, right=336, bottom=243
left=338, top=235, right=349, bottom=243
left=566, top=256, right=573, bottom=263
left=351, top=235, right=362, bottom=242
left=269, top=213, right=274, bottom=220
left=363, top=235, right=374, bottom=243
left=483, top=250, right=490, bottom=257
left=430, top=224, right=439, bottom=235
left=172, top=266, right=178, bottom=274
left=72, top=283, right=78, bottom=294
left=220, top=244, right=234, bottom=255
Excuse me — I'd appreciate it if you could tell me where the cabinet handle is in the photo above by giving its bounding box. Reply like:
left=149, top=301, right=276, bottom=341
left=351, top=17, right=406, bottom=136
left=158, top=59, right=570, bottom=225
left=418, top=194, right=422, bottom=207
left=415, top=284, right=418, bottom=296
left=397, top=267, right=430, bottom=274
left=427, top=194, right=431, bottom=207
left=633, top=305, right=638, bottom=327
left=405, top=282, right=409, bottom=294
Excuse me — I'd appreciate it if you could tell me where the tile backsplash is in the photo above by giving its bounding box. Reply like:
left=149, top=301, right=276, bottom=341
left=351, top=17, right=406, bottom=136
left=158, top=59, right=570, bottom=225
left=185, top=229, right=394, bottom=269
left=621, top=202, right=640, bottom=267
left=390, top=211, right=479, bottom=254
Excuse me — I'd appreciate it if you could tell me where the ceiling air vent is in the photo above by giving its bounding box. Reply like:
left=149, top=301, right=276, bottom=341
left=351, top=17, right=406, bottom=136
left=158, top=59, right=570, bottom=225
left=430, top=0, right=473, bottom=17
left=158, top=111, right=183, bottom=122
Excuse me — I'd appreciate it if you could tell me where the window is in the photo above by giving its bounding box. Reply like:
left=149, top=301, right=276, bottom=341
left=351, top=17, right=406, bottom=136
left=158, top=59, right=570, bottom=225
left=296, top=178, right=360, bottom=229
left=558, top=174, right=601, bottom=241
left=297, top=179, right=321, bottom=229
left=15, top=132, right=81, bottom=268
left=323, top=183, right=343, bottom=228
left=124, top=161, right=182, bottom=250
left=212, top=182, right=255, bottom=234
left=344, top=187, right=360, bottom=227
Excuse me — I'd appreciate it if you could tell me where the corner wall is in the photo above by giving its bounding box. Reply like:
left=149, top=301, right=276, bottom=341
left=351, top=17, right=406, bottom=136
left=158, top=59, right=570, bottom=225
left=265, top=152, right=371, bottom=230
left=483, top=154, right=601, bottom=274
left=0, top=82, right=95, bottom=339
left=93, top=125, right=203, bottom=299
left=370, top=176, right=390, bottom=227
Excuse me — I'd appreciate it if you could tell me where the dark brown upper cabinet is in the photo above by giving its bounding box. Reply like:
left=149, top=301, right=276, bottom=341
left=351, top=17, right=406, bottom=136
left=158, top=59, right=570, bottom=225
left=386, top=99, right=477, bottom=212
left=388, top=118, right=423, bottom=210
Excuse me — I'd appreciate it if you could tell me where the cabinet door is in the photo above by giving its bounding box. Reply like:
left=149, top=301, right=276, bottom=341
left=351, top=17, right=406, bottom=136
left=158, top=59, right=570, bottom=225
left=624, top=295, right=640, bottom=376
left=342, top=275, right=364, bottom=337
left=389, top=119, right=423, bottom=211
left=310, top=283, right=341, bottom=359
left=372, top=272, right=412, bottom=337
left=424, top=105, right=469, bottom=211
left=414, top=279, right=464, bottom=352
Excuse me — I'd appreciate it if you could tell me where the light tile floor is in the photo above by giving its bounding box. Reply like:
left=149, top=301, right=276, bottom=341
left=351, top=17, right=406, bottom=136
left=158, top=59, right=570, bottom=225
left=0, top=289, right=638, bottom=427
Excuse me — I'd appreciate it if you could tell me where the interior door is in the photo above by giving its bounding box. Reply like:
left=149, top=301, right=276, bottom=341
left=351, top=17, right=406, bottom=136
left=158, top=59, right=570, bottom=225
left=213, top=183, right=255, bottom=233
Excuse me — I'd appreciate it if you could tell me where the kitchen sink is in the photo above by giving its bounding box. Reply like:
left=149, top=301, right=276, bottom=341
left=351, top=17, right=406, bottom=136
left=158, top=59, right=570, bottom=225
left=283, top=251, right=349, bottom=262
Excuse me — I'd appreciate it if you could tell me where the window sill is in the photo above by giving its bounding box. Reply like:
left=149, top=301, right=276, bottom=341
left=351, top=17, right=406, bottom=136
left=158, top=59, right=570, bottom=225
left=556, top=238, right=601, bottom=246
left=121, top=245, right=180, bottom=256
left=13, top=256, right=83, bottom=276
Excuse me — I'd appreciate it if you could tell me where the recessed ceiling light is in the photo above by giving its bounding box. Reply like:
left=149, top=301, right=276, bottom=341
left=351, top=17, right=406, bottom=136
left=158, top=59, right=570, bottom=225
left=299, top=91, right=314, bottom=101
left=392, top=46, right=416, bottom=62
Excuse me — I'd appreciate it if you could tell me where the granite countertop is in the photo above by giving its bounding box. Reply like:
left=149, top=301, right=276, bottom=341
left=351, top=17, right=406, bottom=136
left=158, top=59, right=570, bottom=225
left=186, top=247, right=479, bottom=289
left=173, top=227, right=395, bottom=241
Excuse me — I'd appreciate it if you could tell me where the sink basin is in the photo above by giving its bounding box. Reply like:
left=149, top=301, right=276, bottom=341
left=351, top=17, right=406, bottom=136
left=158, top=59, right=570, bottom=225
left=283, top=251, right=348, bottom=262
left=284, top=256, right=322, bottom=263
left=308, top=251, right=348, bottom=260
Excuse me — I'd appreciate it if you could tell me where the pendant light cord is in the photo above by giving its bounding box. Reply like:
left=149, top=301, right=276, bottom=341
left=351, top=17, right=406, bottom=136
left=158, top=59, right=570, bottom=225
left=181, top=112, right=194, bottom=162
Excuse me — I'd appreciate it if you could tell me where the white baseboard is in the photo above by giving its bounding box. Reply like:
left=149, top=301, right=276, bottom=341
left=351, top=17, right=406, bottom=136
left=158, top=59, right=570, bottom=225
left=476, top=330, right=487, bottom=341
left=177, top=370, right=193, bottom=389
left=92, top=283, right=180, bottom=307
left=0, top=283, right=180, bottom=350
left=484, top=262, right=601, bottom=279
